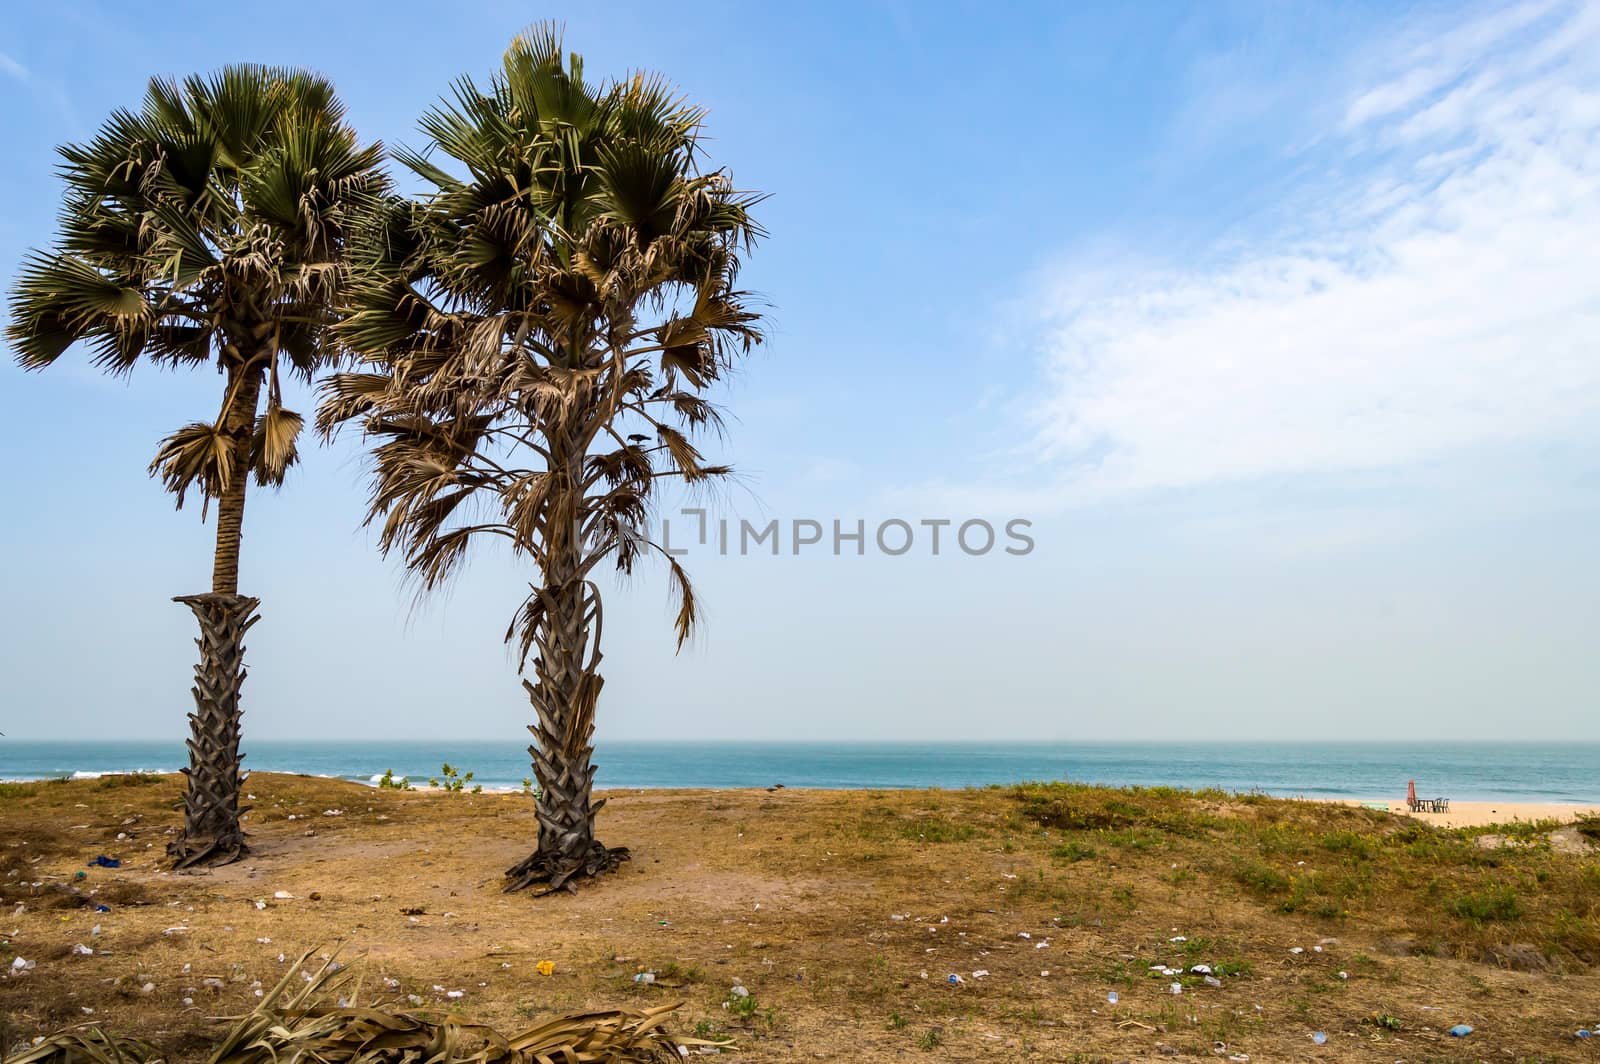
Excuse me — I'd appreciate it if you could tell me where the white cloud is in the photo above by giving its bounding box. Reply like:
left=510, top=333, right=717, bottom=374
left=0, top=51, right=28, bottom=82
left=1029, top=0, right=1600, bottom=500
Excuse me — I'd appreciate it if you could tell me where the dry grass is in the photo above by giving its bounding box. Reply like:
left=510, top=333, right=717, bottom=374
left=1, top=774, right=1597, bottom=1062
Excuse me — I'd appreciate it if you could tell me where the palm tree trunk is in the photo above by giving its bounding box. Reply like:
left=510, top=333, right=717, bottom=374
left=168, top=592, right=259, bottom=868
left=505, top=443, right=629, bottom=893
left=168, top=357, right=264, bottom=869
left=212, top=359, right=264, bottom=596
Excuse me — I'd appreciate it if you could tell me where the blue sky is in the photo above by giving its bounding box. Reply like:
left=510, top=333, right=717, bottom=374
left=1, top=0, right=1597, bottom=742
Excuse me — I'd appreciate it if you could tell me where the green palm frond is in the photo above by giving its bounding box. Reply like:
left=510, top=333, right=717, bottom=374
left=8, top=252, right=150, bottom=370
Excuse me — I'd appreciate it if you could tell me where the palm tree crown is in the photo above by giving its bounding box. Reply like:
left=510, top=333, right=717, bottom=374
left=9, top=65, right=385, bottom=561
left=324, top=27, right=764, bottom=639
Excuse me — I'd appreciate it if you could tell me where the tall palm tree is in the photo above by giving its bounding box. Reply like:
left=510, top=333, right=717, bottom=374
left=321, top=27, right=765, bottom=893
left=8, top=66, right=385, bottom=867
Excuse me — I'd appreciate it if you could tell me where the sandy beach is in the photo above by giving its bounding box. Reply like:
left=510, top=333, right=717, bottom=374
left=1332, top=798, right=1600, bottom=829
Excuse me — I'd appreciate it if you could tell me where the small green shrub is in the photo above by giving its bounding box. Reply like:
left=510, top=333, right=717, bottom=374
left=1447, top=886, right=1522, bottom=923
left=900, top=820, right=975, bottom=844
left=1319, top=831, right=1378, bottom=859
left=97, top=772, right=165, bottom=789
left=430, top=763, right=476, bottom=793
left=726, top=991, right=758, bottom=1021
left=660, top=961, right=704, bottom=983
left=1235, top=861, right=1290, bottom=896
left=1051, top=841, right=1098, bottom=862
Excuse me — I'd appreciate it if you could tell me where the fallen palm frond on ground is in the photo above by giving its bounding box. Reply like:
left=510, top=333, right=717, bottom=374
left=0, top=1029, right=160, bottom=1064
left=3, top=952, right=731, bottom=1064
left=214, top=951, right=731, bottom=1064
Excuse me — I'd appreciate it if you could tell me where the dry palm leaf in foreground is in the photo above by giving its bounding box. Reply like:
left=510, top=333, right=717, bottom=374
left=3, top=952, right=731, bottom=1064
left=1, top=1029, right=159, bottom=1064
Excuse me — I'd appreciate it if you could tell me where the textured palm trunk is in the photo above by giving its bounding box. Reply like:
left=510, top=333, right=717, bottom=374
left=505, top=433, right=629, bottom=893
left=169, top=357, right=264, bottom=869
left=211, top=359, right=264, bottom=597
left=168, top=592, right=259, bottom=868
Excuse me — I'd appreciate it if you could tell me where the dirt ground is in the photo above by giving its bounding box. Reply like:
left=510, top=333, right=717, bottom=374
left=2, top=774, right=1598, bottom=1062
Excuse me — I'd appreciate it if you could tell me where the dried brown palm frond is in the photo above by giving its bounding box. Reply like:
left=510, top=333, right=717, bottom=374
left=207, top=949, right=729, bottom=1064
left=0, top=1028, right=161, bottom=1064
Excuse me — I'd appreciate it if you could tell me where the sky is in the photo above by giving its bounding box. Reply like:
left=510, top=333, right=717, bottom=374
left=0, top=0, right=1596, bottom=743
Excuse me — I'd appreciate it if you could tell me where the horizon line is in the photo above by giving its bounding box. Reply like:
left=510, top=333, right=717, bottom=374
left=5, top=736, right=1599, bottom=746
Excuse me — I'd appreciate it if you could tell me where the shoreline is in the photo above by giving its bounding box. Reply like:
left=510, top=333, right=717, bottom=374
left=5, top=770, right=1598, bottom=826
left=1328, top=797, right=1600, bottom=829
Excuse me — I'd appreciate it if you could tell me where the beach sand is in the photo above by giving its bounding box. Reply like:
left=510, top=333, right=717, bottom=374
left=1332, top=798, right=1600, bottom=829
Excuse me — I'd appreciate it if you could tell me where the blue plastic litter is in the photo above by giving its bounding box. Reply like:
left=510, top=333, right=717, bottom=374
left=1107, top=991, right=1119, bottom=1004
left=1311, top=1032, right=1327, bottom=1045
left=1449, top=1025, right=1473, bottom=1037
left=1576, top=1029, right=1593, bottom=1038
left=87, top=856, right=120, bottom=869
left=94, top=904, right=111, bottom=913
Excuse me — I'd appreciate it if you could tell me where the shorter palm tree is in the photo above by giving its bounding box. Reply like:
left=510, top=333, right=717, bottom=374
left=322, top=27, right=765, bottom=892
left=8, top=66, right=384, bottom=866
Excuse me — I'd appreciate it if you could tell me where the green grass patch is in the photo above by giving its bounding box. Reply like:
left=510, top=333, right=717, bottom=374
left=96, top=772, right=167, bottom=789
left=1447, top=885, right=1523, bottom=924
left=1051, top=840, right=1098, bottom=862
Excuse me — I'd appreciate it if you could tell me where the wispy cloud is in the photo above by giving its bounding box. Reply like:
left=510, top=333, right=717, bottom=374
left=1022, top=0, right=1600, bottom=503
left=0, top=50, right=28, bottom=81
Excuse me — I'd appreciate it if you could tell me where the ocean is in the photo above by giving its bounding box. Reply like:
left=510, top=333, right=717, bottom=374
left=0, top=740, right=1595, bottom=802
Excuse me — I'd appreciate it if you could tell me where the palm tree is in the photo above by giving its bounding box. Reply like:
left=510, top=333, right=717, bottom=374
left=8, top=66, right=385, bottom=867
left=321, top=27, right=765, bottom=893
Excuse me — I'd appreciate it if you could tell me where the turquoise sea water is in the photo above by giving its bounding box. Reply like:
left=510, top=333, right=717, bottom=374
left=0, top=740, right=1595, bottom=802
